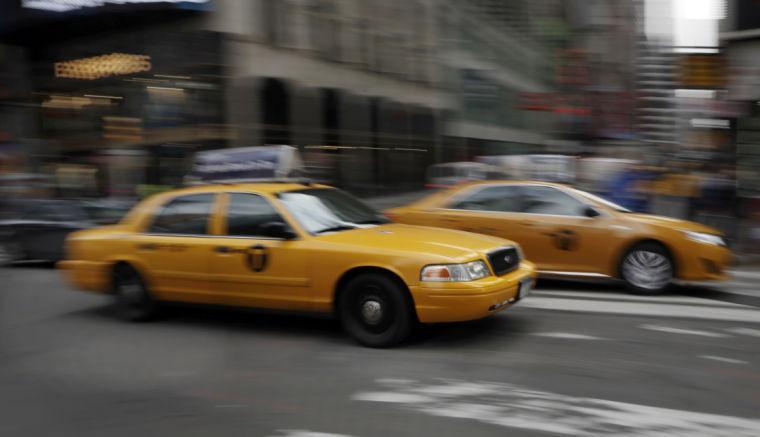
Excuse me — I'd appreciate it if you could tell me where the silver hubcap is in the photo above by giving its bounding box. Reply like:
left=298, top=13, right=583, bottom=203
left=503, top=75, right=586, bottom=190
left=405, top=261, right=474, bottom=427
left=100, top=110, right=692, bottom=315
left=622, top=250, right=672, bottom=290
left=0, top=243, right=16, bottom=266
left=361, top=299, right=383, bottom=325
left=118, top=282, right=143, bottom=302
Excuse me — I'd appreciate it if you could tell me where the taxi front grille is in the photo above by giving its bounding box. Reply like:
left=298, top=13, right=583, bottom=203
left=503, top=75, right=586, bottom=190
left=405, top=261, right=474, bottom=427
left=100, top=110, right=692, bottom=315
left=488, top=246, right=520, bottom=276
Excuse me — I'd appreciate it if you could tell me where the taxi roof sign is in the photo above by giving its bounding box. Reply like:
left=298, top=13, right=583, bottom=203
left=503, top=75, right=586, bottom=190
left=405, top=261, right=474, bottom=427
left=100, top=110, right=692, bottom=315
left=186, top=145, right=305, bottom=185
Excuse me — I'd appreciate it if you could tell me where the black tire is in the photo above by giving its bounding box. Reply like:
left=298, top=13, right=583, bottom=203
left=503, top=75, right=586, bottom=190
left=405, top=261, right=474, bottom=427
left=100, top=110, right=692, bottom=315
left=113, top=263, right=158, bottom=321
left=620, top=242, right=674, bottom=295
left=338, top=273, right=414, bottom=348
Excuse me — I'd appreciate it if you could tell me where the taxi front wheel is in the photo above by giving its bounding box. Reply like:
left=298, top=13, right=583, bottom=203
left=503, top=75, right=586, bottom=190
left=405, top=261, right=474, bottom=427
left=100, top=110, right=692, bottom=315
left=113, top=263, right=159, bottom=321
left=620, top=242, right=674, bottom=295
left=338, top=273, right=414, bottom=348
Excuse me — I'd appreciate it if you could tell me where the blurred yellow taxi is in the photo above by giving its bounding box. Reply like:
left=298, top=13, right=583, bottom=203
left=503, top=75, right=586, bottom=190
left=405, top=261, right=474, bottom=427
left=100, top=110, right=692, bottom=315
left=58, top=182, right=535, bottom=347
left=386, top=181, right=732, bottom=294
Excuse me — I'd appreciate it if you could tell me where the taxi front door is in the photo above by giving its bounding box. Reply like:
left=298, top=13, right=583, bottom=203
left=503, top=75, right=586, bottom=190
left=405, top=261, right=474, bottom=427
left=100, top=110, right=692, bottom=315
left=209, top=193, right=311, bottom=310
left=514, top=186, right=613, bottom=273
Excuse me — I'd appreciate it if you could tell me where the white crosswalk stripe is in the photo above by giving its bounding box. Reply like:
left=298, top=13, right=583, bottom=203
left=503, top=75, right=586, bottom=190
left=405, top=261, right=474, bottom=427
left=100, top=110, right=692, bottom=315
left=640, top=324, right=729, bottom=338
left=531, top=332, right=605, bottom=340
left=519, top=290, right=760, bottom=323
left=700, top=355, right=749, bottom=365
left=726, top=327, right=760, bottom=337
left=354, top=379, right=760, bottom=436
left=534, top=290, right=747, bottom=307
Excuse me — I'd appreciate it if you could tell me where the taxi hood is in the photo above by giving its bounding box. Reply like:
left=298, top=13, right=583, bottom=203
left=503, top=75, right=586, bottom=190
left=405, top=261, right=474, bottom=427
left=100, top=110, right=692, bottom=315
left=314, top=223, right=513, bottom=262
left=624, top=213, right=721, bottom=234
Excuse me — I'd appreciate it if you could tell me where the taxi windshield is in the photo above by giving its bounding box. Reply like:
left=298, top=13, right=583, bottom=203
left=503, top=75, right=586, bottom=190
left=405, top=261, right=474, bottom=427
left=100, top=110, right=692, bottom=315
left=278, top=188, right=389, bottom=234
left=573, top=189, right=632, bottom=213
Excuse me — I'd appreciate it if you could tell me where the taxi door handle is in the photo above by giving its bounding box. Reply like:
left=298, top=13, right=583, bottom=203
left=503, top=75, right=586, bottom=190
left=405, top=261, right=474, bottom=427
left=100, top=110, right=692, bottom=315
left=519, top=221, right=537, bottom=227
left=138, top=243, right=157, bottom=251
left=215, top=246, right=231, bottom=254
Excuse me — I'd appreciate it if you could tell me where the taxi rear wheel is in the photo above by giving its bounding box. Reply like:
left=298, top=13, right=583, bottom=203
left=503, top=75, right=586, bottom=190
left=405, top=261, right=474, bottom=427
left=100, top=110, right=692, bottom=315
left=338, top=273, right=414, bottom=348
left=113, top=264, right=158, bottom=321
left=0, top=239, right=24, bottom=266
left=620, top=242, right=673, bottom=295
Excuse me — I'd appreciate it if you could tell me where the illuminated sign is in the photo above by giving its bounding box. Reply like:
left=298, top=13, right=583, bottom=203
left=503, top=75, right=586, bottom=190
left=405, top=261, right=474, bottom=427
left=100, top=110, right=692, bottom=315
left=55, top=53, right=151, bottom=80
left=23, top=0, right=209, bottom=13
left=680, top=54, right=726, bottom=89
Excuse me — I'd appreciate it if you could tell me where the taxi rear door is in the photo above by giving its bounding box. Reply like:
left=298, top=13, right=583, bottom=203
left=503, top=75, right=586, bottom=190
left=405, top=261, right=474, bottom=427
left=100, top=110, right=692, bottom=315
left=430, top=184, right=525, bottom=241
left=132, top=193, right=217, bottom=300
left=208, top=192, right=311, bottom=311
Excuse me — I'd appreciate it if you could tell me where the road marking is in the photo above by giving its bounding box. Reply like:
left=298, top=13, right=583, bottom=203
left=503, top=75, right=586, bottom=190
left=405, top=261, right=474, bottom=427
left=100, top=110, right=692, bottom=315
left=726, top=327, right=760, bottom=337
left=353, top=392, right=433, bottom=404
left=531, top=332, right=605, bottom=340
left=518, top=297, right=760, bottom=323
left=269, top=431, right=355, bottom=437
left=700, top=355, right=749, bottom=365
left=533, top=290, right=748, bottom=307
left=354, top=379, right=760, bottom=436
left=640, top=324, right=729, bottom=338
left=729, top=269, right=760, bottom=280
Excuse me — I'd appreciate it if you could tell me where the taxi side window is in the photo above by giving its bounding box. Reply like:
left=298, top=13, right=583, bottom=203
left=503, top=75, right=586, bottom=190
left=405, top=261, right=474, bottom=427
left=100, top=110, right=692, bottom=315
left=448, top=185, right=520, bottom=212
left=520, top=186, right=585, bottom=216
left=148, top=194, right=215, bottom=235
left=225, top=193, right=286, bottom=237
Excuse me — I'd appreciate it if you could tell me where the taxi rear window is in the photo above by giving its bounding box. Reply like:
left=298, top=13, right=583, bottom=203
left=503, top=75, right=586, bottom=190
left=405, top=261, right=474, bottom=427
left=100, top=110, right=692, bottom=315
left=148, top=193, right=215, bottom=235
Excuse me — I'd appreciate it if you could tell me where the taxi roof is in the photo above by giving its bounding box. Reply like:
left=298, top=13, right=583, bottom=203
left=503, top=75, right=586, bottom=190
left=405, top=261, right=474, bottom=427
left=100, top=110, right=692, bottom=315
left=158, top=182, right=331, bottom=197
left=454, top=179, right=571, bottom=189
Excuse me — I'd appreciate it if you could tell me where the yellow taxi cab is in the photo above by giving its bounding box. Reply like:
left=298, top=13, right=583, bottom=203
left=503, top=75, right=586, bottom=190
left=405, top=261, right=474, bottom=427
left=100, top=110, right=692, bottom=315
left=58, top=182, right=535, bottom=347
left=386, top=181, right=732, bottom=295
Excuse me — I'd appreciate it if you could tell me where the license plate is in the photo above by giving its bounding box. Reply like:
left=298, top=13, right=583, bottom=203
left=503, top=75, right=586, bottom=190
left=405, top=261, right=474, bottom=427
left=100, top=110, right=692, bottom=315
left=518, top=277, right=533, bottom=299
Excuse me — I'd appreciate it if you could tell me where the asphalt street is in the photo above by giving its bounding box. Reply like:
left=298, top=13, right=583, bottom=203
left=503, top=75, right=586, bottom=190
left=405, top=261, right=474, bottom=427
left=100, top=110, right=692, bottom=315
left=1, top=265, right=759, bottom=437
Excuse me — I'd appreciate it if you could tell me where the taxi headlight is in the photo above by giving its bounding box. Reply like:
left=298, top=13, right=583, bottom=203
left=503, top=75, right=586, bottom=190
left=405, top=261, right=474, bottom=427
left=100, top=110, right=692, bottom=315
left=421, top=260, right=490, bottom=282
left=684, top=231, right=725, bottom=246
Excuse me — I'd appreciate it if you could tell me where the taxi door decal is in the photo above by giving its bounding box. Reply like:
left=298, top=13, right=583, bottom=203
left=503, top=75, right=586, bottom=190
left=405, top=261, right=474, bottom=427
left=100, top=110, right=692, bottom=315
left=547, top=229, right=580, bottom=251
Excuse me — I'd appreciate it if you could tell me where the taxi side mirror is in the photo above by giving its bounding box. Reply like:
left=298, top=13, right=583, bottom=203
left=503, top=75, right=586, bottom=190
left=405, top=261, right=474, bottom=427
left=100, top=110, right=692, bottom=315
left=584, top=206, right=601, bottom=218
left=262, top=221, right=297, bottom=240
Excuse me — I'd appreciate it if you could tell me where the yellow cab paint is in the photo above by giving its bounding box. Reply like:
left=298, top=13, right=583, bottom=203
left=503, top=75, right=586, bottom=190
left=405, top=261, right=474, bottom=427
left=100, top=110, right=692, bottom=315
left=387, top=180, right=732, bottom=283
left=58, top=182, right=536, bottom=324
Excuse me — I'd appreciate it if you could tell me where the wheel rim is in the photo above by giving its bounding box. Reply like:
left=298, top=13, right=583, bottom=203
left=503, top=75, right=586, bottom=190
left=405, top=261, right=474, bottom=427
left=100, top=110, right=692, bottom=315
left=353, top=284, right=393, bottom=334
left=116, top=270, right=145, bottom=307
left=0, top=242, right=19, bottom=266
left=622, top=250, right=672, bottom=290
left=360, top=299, right=384, bottom=325
left=0, top=244, right=11, bottom=265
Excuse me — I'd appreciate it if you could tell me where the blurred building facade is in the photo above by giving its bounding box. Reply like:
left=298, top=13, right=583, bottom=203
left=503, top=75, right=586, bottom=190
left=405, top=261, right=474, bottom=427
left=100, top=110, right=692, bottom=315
left=546, top=0, right=639, bottom=150
left=635, top=38, right=678, bottom=146
left=0, top=0, right=572, bottom=197
left=722, top=0, right=760, bottom=198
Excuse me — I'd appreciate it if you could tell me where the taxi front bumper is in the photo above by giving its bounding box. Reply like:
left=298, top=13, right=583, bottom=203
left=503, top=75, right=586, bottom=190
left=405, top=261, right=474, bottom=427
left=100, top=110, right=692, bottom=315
left=675, top=241, right=732, bottom=281
left=410, top=261, right=535, bottom=323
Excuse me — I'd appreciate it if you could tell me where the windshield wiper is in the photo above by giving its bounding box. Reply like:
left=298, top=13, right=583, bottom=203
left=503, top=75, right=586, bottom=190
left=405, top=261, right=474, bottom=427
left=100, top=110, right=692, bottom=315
left=316, top=225, right=358, bottom=234
left=354, top=219, right=388, bottom=225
